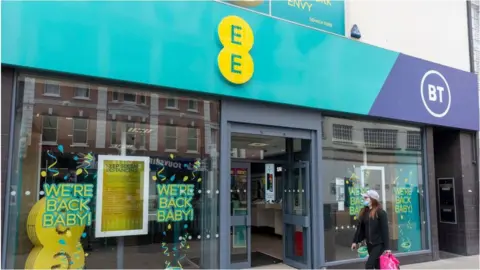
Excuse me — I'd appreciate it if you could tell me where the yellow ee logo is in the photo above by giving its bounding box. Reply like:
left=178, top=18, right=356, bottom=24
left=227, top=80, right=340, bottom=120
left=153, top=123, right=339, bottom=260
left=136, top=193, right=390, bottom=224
left=217, top=16, right=254, bottom=85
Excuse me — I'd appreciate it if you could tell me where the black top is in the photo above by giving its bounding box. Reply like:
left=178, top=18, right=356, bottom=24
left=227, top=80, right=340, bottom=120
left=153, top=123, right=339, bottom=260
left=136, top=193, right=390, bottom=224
left=353, top=207, right=390, bottom=249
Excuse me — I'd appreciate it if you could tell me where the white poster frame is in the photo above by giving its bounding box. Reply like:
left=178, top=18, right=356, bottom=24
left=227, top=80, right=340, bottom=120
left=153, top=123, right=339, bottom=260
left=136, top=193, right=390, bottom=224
left=360, top=165, right=386, bottom=205
left=95, top=155, right=150, bottom=237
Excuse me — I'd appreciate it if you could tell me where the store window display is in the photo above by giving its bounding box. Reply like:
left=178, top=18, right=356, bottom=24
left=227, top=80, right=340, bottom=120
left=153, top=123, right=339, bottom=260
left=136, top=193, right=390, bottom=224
left=321, top=116, right=429, bottom=262
left=4, top=74, right=220, bottom=269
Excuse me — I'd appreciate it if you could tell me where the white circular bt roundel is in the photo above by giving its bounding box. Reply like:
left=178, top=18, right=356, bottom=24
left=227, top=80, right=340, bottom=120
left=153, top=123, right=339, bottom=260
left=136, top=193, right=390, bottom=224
left=420, top=70, right=451, bottom=118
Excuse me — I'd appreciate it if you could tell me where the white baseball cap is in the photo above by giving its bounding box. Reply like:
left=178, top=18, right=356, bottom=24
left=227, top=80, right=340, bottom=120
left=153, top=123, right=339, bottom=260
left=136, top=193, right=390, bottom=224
left=362, top=190, right=380, bottom=201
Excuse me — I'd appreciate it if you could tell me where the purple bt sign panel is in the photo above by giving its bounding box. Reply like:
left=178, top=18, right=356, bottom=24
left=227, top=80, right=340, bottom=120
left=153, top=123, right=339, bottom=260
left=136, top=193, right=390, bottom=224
left=369, top=54, right=479, bottom=130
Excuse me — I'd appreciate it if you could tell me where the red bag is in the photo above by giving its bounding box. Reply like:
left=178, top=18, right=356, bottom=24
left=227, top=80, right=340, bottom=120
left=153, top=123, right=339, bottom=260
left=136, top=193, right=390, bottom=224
left=380, top=253, right=400, bottom=270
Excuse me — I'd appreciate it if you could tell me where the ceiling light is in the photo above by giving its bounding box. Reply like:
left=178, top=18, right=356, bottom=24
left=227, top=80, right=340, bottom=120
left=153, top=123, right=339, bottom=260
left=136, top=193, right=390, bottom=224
left=248, top=142, right=268, bottom=147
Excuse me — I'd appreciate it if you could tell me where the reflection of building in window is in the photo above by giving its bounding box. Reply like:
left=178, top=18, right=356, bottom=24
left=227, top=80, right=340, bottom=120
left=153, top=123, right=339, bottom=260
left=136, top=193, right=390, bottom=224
left=112, top=91, right=119, bottom=101
left=111, top=121, right=117, bottom=145
left=138, top=124, right=147, bottom=149
left=166, top=98, right=178, bottom=109
left=363, top=128, right=398, bottom=149
left=126, top=122, right=136, bottom=146
left=188, top=100, right=198, bottom=111
left=187, top=128, right=199, bottom=152
left=42, top=116, right=58, bottom=143
left=139, top=94, right=147, bottom=104
left=124, top=93, right=136, bottom=103
left=73, top=118, right=88, bottom=144
left=332, top=124, right=353, bottom=144
left=44, top=81, right=60, bottom=96
left=75, top=85, right=90, bottom=98
left=165, top=126, right=177, bottom=151
left=406, top=131, right=422, bottom=151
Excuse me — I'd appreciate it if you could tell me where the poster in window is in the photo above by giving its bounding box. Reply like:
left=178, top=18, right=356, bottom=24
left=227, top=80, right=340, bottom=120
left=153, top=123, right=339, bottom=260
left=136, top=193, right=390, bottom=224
left=95, top=155, right=150, bottom=237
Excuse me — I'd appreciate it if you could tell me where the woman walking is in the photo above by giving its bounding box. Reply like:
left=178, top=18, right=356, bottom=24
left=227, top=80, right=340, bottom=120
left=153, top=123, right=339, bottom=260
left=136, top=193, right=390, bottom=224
left=351, top=190, right=391, bottom=269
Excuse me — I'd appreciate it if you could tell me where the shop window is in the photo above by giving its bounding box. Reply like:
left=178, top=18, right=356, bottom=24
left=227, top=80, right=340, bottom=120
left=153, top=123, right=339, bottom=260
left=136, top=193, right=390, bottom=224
left=42, top=116, right=58, bottom=143
left=44, top=81, right=60, bottom=96
left=332, top=124, right=353, bottom=145
left=322, top=116, right=428, bottom=263
left=124, top=93, right=136, bottom=103
left=73, top=118, right=88, bottom=145
left=165, top=125, right=177, bottom=151
left=187, top=127, right=199, bottom=152
left=6, top=74, right=220, bottom=269
left=188, top=99, right=198, bottom=112
left=74, top=85, right=90, bottom=99
left=364, top=128, right=398, bottom=149
left=166, top=98, right=178, bottom=109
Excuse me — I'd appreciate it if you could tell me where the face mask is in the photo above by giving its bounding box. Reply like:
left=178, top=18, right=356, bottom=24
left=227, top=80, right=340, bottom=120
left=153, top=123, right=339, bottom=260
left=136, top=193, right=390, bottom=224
left=363, top=198, right=370, bottom=206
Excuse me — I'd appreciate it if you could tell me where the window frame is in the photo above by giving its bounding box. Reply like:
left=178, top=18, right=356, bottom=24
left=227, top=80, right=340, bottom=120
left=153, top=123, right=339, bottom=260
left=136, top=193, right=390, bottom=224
left=43, top=80, right=61, bottom=97
left=166, top=98, right=179, bottom=109
left=123, top=93, right=137, bottom=103
left=139, top=94, right=147, bottom=105
left=41, top=115, right=58, bottom=145
left=165, top=125, right=178, bottom=152
left=72, top=118, right=89, bottom=146
left=74, top=84, right=90, bottom=99
left=188, top=99, right=199, bottom=112
left=187, top=127, right=199, bottom=153
left=110, top=120, right=118, bottom=145
left=112, top=91, right=120, bottom=101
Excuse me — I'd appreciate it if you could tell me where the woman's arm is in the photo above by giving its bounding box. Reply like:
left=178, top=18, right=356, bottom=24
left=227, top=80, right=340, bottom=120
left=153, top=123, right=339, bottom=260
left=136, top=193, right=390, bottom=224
left=379, top=210, right=390, bottom=250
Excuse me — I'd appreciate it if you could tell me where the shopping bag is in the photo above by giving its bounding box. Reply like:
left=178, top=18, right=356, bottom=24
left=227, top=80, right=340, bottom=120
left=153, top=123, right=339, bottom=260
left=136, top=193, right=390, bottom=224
left=380, top=253, right=400, bottom=270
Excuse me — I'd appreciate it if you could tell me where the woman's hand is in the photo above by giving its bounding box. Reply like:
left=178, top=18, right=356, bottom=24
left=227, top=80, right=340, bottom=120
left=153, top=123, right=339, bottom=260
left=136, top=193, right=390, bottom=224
left=351, top=243, right=357, bottom=250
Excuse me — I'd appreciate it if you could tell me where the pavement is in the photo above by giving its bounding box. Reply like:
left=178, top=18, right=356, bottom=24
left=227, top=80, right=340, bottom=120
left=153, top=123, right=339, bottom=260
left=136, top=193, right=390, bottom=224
left=402, top=255, right=479, bottom=269
left=250, top=254, right=480, bottom=269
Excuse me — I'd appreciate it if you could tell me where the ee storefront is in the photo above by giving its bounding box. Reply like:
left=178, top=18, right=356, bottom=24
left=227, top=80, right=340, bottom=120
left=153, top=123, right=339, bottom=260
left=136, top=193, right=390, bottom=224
left=2, top=1, right=478, bottom=269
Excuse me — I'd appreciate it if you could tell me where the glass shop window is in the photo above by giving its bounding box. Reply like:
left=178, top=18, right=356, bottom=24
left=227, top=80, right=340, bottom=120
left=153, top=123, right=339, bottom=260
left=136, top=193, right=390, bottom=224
left=321, top=116, right=429, bottom=262
left=4, top=74, right=221, bottom=269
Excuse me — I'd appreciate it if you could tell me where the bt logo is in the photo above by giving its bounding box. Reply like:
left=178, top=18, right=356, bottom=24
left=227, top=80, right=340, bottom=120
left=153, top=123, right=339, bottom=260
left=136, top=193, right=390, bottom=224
left=217, top=16, right=254, bottom=85
left=420, top=70, right=451, bottom=118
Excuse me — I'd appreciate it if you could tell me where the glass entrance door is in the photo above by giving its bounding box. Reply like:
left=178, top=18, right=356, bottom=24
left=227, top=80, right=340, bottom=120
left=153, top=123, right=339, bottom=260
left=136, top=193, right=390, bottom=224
left=230, top=162, right=251, bottom=269
left=283, top=161, right=311, bottom=269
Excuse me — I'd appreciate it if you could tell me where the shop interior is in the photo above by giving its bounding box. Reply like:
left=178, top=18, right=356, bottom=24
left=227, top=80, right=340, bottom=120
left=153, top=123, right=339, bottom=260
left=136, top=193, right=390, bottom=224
left=229, top=133, right=308, bottom=268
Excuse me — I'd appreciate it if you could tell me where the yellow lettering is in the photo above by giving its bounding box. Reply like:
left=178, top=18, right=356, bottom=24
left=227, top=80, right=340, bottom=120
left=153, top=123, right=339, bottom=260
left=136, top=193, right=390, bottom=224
left=316, top=0, right=331, bottom=6
left=79, top=199, right=90, bottom=211
left=66, top=213, right=77, bottom=226
left=73, top=184, right=83, bottom=197
left=159, top=197, right=168, bottom=208
left=157, top=210, right=166, bottom=222
left=42, top=213, right=54, bottom=227
left=43, top=184, right=61, bottom=197
left=84, top=184, right=94, bottom=197
left=46, top=199, right=57, bottom=212
left=60, top=184, right=73, bottom=197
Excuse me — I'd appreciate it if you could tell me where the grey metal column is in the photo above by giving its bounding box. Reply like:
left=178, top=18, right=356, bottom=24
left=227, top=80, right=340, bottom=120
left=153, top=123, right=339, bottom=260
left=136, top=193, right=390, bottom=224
left=1, top=69, right=18, bottom=269
left=116, top=123, right=127, bottom=269
left=219, top=117, right=230, bottom=268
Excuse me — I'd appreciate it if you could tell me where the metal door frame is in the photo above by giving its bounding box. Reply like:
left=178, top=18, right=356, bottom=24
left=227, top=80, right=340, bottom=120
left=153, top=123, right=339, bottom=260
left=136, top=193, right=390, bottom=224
left=229, top=161, right=252, bottom=269
left=219, top=99, right=324, bottom=269
left=282, top=161, right=312, bottom=269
